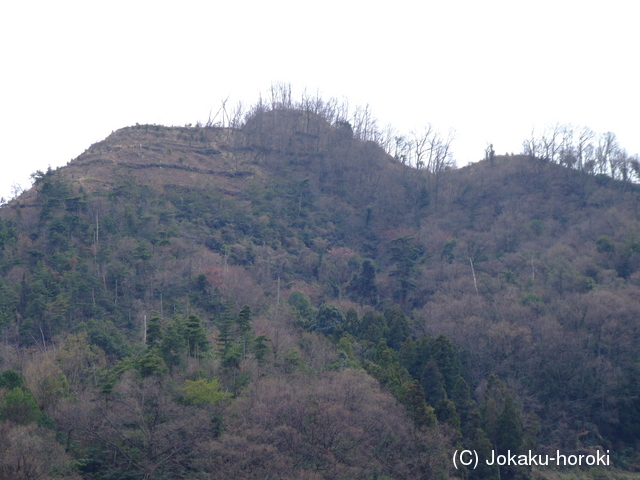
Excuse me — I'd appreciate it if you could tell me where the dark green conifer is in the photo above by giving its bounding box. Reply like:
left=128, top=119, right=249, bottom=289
left=221, top=344, right=241, bottom=371
left=146, top=316, right=162, bottom=348
left=374, top=338, right=394, bottom=367
left=497, top=394, right=523, bottom=453
left=399, top=336, right=415, bottom=369
left=359, top=311, right=387, bottom=343
left=348, top=259, right=377, bottom=305
left=217, top=300, right=236, bottom=358
left=184, top=314, right=210, bottom=358
left=435, top=397, right=461, bottom=430
left=431, top=334, right=462, bottom=394
left=236, top=305, right=252, bottom=359
left=496, top=394, right=526, bottom=480
left=161, top=320, right=187, bottom=369
left=450, top=375, right=473, bottom=418
left=468, top=428, right=500, bottom=480
left=253, top=334, right=272, bottom=364
left=388, top=236, right=421, bottom=306
left=401, top=379, right=436, bottom=429
left=138, top=348, right=168, bottom=377
left=384, top=307, right=410, bottom=350
left=420, top=358, right=446, bottom=406
left=313, top=303, right=345, bottom=335
left=344, top=307, right=358, bottom=335
left=0, top=369, right=24, bottom=390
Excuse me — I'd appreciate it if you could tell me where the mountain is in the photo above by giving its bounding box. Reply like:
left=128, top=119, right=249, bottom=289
left=1, top=104, right=640, bottom=480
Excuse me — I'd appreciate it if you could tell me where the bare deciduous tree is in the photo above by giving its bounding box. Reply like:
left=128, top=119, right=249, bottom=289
left=575, top=126, right=595, bottom=171
left=596, top=131, right=620, bottom=176
left=56, top=373, right=212, bottom=480
left=0, top=423, right=78, bottom=480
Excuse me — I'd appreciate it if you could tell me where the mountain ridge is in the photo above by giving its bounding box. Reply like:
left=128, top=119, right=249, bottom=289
left=1, top=107, right=640, bottom=479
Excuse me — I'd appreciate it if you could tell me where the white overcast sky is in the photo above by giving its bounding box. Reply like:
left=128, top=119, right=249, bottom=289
left=1, top=0, right=638, bottom=201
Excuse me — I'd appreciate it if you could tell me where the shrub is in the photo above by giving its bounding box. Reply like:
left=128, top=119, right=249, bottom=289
left=596, top=236, right=615, bottom=254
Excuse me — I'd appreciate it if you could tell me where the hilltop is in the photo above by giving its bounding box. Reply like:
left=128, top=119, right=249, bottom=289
left=1, top=104, right=640, bottom=479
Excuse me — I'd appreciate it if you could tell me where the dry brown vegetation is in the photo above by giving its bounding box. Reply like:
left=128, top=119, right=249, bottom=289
left=1, top=90, right=640, bottom=479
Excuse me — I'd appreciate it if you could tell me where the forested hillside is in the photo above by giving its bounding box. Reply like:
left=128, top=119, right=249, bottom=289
left=1, top=95, right=640, bottom=480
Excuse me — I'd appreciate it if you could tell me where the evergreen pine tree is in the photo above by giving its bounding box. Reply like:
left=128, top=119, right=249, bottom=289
left=374, top=338, right=394, bottom=367
left=348, top=259, right=377, bottom=305
left=497, top=394, right=523, bottom=453
left=450, top=375, right=473, bottom=419
left=146, top=315, right=162, bottom=348
left=344, top=307, right=358, bottom=335
left=138, top=348, right=168, bottom=377
left=313, top=303, right=345, bottom=335
left=401, top=379, right=436, bottom=429
left=184, top=314, right=210, bottom=358
left=384, top=308, right=410, bottom=350
left=420, top=358, right=446, bottom=406
left=496, top=394, right=525, bottom=480
left=360, top=311, right=387, bottom=343
left=161, top=320, right=187, bottom=370
left=217, top=300, right=236, bottom=358
left=388, top=236, right=421, bottom=307
left=481, top=372, right=509, bottom=446
left=468, top=428, right=500, bottom=480
left=253, top=334, right=272, bottom=364
left=435, top=397, right=461, bottom=430
left=482, top=396, right=500, bottom=446
left=235, top=305, right=252, bottom=359
left=431, top=334, right=461, bottom=394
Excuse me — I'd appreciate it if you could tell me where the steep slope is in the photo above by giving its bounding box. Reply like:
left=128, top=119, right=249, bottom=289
left=0, top=111, right=459, bottom=480
left=416, top=155, right=640, bottom=461
left=1, top=107, right=640, bottom=478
